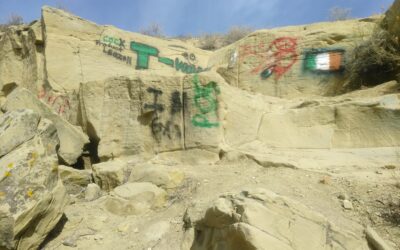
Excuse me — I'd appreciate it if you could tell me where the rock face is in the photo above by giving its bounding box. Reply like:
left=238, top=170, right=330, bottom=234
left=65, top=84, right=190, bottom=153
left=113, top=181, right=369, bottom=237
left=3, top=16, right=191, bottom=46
left=79, top=73, right=223, bottom=160
left=0, top=110, right=68, bottom=250
left=210, top=18, right=379, bottom=98
left=3, top=87, right=89, bottom=165
left=184, top=189, right=370, bottom=250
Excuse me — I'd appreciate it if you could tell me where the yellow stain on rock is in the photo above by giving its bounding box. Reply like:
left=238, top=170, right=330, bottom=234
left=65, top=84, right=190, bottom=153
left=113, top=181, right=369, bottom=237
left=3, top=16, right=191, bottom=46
left=27, top=188, right=34, bottom=198
left=4, top=171, right=11, bottom=177
left=7, top=163, right=14, bottom=169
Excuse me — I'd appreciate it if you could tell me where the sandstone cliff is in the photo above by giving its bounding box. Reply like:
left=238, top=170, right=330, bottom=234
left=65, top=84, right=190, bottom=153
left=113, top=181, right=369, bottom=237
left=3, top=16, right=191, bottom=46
left=0, top=4, right=399, bottom=250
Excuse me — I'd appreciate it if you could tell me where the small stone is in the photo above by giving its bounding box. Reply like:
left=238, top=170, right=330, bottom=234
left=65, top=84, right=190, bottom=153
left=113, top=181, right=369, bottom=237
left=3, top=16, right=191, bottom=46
left=343, top=200, right=353, bottom=210
left=85, top=183, right=101, bottom=201
left=337, top=193, right=349, bottom=200
left=375, top=170, right=383, bottom=175
left=118, top=223, right=130, bottom=233
left=62, top=237, right=77, bottom=247
left=134, top=228, right=139, bottom=233
left=94, top=234, right=103, bottom=241
left=319, top=176, right=331, bottom=185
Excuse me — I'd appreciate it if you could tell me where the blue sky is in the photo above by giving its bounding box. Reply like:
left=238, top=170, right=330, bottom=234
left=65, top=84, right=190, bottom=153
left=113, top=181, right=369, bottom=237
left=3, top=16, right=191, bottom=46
left=0, top=0, right=394, bottom=36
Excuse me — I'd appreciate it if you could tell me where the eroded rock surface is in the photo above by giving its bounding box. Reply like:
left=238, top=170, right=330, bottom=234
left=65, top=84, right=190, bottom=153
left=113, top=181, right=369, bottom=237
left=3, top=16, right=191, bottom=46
left=0, top=111, right=68, bottom=250
left=184, top=189, right=370, bottom=250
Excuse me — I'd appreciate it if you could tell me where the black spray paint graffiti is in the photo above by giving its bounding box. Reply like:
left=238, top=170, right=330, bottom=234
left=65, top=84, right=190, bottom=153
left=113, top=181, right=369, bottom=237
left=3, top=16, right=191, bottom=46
left=144, top=87, right=182, bottom=142
left=191, top=74, right=220, bottom=128
left=95, top=39, right=132, bottom=65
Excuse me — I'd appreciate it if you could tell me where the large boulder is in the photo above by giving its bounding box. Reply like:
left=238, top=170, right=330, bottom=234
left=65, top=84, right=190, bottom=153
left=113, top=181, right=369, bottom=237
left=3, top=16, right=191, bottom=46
left=92, top=159, right=128, bottom=191
left=2, top=87, right=89, bottom=165
left=184, top=189, right=373, bottom=250
left=0, top=113, right=68, bottom=249
left=79, top=73, right=223, bottom=160
left=0, top=24, right=44, bottom=94
left=41, top=6, right=210, bottom=92
left=129, top=163, right=185, bottom=190
left=104, top=182, right=167, bottom=216
left=0, top=109, right=40, bottom=157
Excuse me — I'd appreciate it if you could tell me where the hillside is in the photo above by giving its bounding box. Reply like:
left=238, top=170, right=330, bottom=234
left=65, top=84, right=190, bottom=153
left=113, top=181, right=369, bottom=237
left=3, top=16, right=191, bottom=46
left=0, top=3, right=400, bottom=250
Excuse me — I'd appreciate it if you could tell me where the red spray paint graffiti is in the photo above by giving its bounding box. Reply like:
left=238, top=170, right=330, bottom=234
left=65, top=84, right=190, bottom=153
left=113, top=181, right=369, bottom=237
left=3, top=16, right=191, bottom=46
left=38, top=88, right=71, bottom=115
left=239, top=37, right=298, bottom=80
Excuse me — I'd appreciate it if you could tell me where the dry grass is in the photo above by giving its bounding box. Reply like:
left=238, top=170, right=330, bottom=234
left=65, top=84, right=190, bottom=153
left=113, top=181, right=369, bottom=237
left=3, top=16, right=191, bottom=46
left=344, top=26, right=400, bottom=91
left=198, top=26, right=253, bottom=51
left=0, top=14, right=23, bottom=32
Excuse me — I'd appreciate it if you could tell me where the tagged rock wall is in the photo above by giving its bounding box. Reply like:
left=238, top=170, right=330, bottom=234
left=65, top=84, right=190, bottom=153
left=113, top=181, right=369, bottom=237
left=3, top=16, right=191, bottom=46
left=79, top=72, right=223, bottom=160
left=41, top=6, right=211, bottom=93
left=210, top=18, right=379, bottom=99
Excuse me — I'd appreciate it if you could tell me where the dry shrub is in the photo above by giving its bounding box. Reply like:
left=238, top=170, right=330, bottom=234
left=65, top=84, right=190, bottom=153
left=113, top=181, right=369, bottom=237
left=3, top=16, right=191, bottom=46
left=199, top=33, right=220, bottom=51
left=0, top=14, right=24, bottom=32
left=140, top=23, right=165, bottom=38
left=199, top=26, right=253, bottom=51
left=222, top=26, right=253, bottom=46
left=329, top=7, right=352, bottom=21
left=342, top=21, right=400, bottom=91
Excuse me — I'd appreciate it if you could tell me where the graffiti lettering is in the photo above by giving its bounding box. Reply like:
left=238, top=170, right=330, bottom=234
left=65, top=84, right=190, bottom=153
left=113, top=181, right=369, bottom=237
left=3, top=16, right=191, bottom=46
left=239, top=37, right=298, bottom=80
left=191, top=74, right=220, bottom=128
left=102, top=36, right=126, bottom=50
left=38, top=88, right=71, bottom=116
left=303, top=49, right=345, bottom=73
left=103, top=47, right=132, bottom=65
left=144, top=87, right=182, bottom=142
left=144, top=87, right=164, bottom=112
left=96, top=40, right=132, bottom=64
left=129, top=41, right=207, bottom=74
left=130, top=42, right=159, bottom=69
left=175, top=58, right=205, bottom=74
left=170, top=91, right=183, bottom=115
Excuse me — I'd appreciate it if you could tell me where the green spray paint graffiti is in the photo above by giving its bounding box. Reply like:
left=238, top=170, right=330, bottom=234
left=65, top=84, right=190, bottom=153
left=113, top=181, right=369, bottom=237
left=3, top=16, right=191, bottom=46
left=191, top=74, right=220, bottom=128
left=175, top=58, right=205, bottom=74
left=102, top=36, right=126, bottom=49
left=130, top=41, right=207, bottom=74
left=130, top=42, right=160, bottom=69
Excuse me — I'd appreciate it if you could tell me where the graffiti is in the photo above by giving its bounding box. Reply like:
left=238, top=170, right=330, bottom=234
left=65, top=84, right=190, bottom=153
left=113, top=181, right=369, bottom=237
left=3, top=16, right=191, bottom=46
left=144, top=87, right=164, bottom=112
left=239, top=37, right=298, bottom=80
left=102, top=35, right=126, bottom=50
left=103, top=47, right=132, bottom=65
left=38, top=88, right=71, bottom=115
left=130, top=41, right=207, bottom=74
left=182, top=52, right=196, bottom=62
left=175, top=58, right=205, bottom=74
left=228, top=49, right=238, bottom=68
left=171, top=91, right=183, bottom=115
left=191, top=74, right=220, bottom=128
left=303, top=49, right=345, bottom=73
left=96, top=40, right=132, bottom=64
left=130, top=42, right=159, bottom=69
left=144, top=87, right=182, bottom=142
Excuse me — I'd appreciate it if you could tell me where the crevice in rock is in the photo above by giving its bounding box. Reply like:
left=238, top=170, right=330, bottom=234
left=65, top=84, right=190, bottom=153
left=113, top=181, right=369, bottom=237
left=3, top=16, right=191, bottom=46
left=38, top=214, right=68, bottom=249
left=180, top=76, right=186, bottom=150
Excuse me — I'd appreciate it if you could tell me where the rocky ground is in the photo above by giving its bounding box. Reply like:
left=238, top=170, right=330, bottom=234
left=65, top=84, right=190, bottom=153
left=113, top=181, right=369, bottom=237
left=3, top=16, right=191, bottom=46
left=37, top=147, right=400, bottom=249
